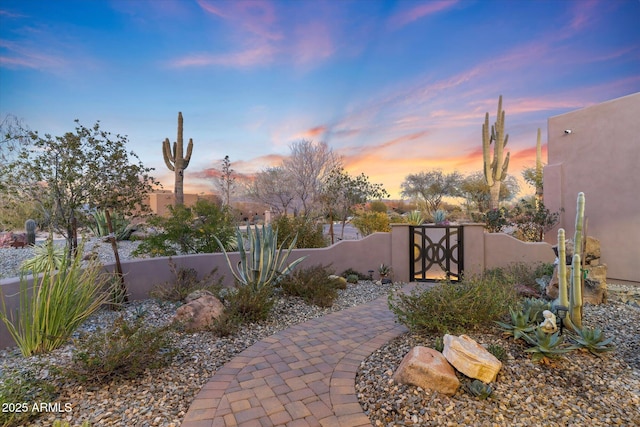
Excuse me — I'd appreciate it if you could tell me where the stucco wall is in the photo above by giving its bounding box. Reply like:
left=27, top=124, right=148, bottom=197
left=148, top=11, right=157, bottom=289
left=544, top=92, right=640, bottom=283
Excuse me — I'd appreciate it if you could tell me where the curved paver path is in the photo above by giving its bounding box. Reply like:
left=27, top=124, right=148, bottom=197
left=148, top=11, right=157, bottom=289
left=181, top=289, right=410, bottom=427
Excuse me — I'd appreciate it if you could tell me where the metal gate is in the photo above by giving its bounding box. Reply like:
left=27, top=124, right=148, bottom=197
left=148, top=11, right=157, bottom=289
left=410, top=225, right=464, bottom=282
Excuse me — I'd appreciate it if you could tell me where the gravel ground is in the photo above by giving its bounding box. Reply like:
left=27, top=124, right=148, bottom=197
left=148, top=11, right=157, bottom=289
left=1, top=240, right=639, bottom=426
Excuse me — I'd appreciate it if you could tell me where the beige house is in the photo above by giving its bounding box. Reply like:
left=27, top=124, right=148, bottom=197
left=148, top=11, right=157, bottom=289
left=544, top=92, right=640, bottom=284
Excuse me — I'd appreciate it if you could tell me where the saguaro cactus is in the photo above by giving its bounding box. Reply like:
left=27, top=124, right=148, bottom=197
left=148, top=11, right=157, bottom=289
left=482, top=95, right=511, bottom=210
left=25, top=219, right=37, bottom=245
left=162, top=112, right=193, bottom=206
left=534, top=128, right=543, bottom=203
left=557, top=228, right=568, bottom=308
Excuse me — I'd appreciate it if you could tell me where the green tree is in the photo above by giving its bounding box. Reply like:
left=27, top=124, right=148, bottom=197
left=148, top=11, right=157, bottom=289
left=459, top=172, right=519, bottom=213
left=400, top=169, right=462, bottom=214
left=320, top=167, right=389, bottom=244
left=134, top=199, right=236, bottom=256
left=3, top=120, right=158, bottom=254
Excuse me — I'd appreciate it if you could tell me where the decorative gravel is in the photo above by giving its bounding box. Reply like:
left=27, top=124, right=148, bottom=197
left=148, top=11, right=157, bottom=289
left=1, top=240, right=639, bottom=426
left=356, top=286, right=640, bottom=427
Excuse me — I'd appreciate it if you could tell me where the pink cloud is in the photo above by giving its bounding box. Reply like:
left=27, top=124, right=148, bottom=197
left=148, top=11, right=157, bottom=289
left=170, top=44, right=277, bottom=68
left=388, top=0, right=459, bottom=30
left=292, top=21, right=334, bottom=67
left=0, top=39, right=66, bottom=70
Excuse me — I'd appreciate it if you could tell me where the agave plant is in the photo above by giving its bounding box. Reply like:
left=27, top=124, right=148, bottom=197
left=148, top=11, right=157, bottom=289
left=495, top=307, right=536, bottom=341
left=520, top=297, right=551, bottom=324
left=215, top=224, right=307, bottom=292
left=405, top=210, right=425, bottom=225
left=522, top=328, right=577, bottom=363
left=569, top=326, right=615, bottom=357
left=87, top=209, right=133, bottom=241
left=20, top=239, right=65, bottom=274
left=466, top=379, right=493, bottom=400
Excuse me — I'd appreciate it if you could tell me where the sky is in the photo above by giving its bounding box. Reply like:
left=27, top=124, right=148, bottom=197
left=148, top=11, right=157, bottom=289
left=1, top=0, right=639, bottom=199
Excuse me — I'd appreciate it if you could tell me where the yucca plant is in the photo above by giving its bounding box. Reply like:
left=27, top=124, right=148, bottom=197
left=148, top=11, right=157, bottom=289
left=214, top=224, right=306, bottom=292
left=569, top=326, right=615, bottom=357
left=1, top=241, right=115, bottom=356
left=20, top=239, right=65, bottom=274
left=522, top=328, right=577, bottom=363
left=495, top=307, right=536, bottom=341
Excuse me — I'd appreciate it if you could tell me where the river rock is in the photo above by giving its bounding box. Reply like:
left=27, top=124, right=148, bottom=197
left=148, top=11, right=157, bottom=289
left=442, top=334, right=501, bottom=384
left=393, top=346, right=460, bottom=396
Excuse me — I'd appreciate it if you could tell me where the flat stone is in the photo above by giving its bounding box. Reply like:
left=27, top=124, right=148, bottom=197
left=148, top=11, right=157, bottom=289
left=442, top=335, right=501, bottom=384
left=392, top=346, right=460, bottom=396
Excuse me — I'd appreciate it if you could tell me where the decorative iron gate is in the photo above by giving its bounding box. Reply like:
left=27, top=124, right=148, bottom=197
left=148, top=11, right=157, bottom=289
left=409, top=225, right=464, bottom=282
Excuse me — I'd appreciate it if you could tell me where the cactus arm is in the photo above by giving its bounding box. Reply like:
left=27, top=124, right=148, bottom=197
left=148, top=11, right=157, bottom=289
left=482, top=113, right=494, bottom=186
left=183, top=138, right=193, bottom=169
left=569, top=254, right=583, bottom=329
left=535, top=128, right=542, bottom=176
left=162, top=138, right=176, bottom=171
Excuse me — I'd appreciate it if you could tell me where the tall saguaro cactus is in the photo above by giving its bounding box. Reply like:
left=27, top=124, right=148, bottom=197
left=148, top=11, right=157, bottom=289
left=162, top=112, right=193, bottom=206
left=534, top=128, right=543, bottom=203
left=482, top=95, right=511, bottom=210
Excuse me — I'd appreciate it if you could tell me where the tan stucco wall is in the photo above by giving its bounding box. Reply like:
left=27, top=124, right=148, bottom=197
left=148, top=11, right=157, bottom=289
left=543, top=92, right=640, bottom=283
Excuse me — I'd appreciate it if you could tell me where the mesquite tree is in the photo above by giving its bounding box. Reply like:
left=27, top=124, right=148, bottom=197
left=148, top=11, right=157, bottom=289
left=3, top=120, right=158, bottom=255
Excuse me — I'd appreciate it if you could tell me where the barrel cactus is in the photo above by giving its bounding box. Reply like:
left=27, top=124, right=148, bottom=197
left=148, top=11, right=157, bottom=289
left=25, top=219, right=37, bottom=246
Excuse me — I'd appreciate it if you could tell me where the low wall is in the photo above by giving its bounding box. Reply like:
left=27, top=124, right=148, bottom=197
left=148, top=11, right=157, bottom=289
left=0, top=227, right=555, bottom=350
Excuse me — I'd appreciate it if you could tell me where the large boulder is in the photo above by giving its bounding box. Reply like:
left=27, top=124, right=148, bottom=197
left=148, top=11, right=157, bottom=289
left=393, top=346, right=460, bottom=396
left=173, top=294, right=224, bottom=331
left=546, top=263, right=608, bottom=304
left=442, top=335, right=501, bottom=384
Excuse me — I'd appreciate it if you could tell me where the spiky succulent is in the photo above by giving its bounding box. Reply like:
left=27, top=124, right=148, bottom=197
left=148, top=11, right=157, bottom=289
left=466, top=379, right=493, bottom=400
left=520, top=297, right=551, bottom=324
left=522, top=328, right=577, bottom=363
left=495, top=307, right=536, bottom=341
left=569, top=326, right=615, bottom=357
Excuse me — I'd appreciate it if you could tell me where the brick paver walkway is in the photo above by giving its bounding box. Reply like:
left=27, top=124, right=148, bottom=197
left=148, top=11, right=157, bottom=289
left=181, top=290, right=409, bottom=427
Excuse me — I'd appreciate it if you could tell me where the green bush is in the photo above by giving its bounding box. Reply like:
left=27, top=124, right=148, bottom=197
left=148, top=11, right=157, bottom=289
left=340, top=268, right=369, bottom=280
left=272, top=215, right=327, bottom=248
left=388, top=274, right=519, bottom=335
left=225, top=284, right=274, bottom=323
left=68, top=315, right=176, bottom=383
left=351, top=212, right=390, bottom=236
left=279, top=264, right=345, bottom=307
left=149, top=258, right=224, bottom=302
left=1, top=241, right=114, bottom=356
left=487, top=343, right=508, bottom=362
left=0, top=365, right=57, bottom=427
left=133, top=199, right=236, bottom=257
left=346, top=274, right=359, bottom=284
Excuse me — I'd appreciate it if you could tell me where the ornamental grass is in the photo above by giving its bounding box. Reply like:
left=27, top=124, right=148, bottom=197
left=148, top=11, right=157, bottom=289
left=0, top=242, right=114, bottom=357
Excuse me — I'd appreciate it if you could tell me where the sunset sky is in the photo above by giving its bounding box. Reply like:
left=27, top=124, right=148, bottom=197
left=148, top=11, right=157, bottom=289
left=1, top=0, right=639, bottom=199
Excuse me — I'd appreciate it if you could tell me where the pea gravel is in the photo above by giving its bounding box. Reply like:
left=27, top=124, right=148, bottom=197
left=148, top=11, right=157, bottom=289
left=1, top=240, right=639, bottom=426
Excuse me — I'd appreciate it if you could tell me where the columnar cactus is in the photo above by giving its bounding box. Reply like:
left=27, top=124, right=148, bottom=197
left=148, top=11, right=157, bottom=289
left=482, top=95, right=511, bottom=210
left=25, top=219, right=37, bottom=245
left=569, top=253, right=583, bottom=329
left=162, top=112, right=193, bottom=206
left=534, top=128, right=543, bottom=203
left=557, top=228, right=568, bottom=308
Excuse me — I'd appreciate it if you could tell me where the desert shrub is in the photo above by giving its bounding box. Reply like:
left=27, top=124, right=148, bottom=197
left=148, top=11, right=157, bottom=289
left=487, top=343, right=508, bottom=362
left=534, top=262, right=555, bottom=278
left=351, top=212, right=390, bottom=236
left=388, top=274, right=519, bottom=335
left=368, top=200, right=388, bottom=213
left=68, top=315, right=176, bottom=383
left=225, top=284, right=274, bottom=323
left=510, top=199, right=560, bottom=242
left=133, top=199, right=236, bottom=257
left=209, top=311, right=242, bottom=337
left=340, top=268, right=368, bottom=280
left=149, top=258, right=224, bottom=302
left=474, top=207, right=510, bottom=233
left=0, top=241, right=114, bottom=356
left=19, top=238, right=65, bottom=274
left=346, top=274, right=359, bottom=284
left=0, top=365, right=57, bottom=427
left=272, top=214, right=327, bottom=248
left=278, top=264, right=345, bottom=307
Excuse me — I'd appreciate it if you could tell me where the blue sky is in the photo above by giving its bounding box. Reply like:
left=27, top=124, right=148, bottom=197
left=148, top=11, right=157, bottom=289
left=1, top=0, right=638, bottom=198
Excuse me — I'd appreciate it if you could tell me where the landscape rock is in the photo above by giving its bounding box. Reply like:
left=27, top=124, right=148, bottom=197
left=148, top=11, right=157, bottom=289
left=393, top=346, right=460, bottom=396
left=173, top=295, right=224, bottom=331
left=442, top=334, right=502, bottom=384
left=184, top=289, right=215, bottom=303
left=547, top=263, right=608, bottom=304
